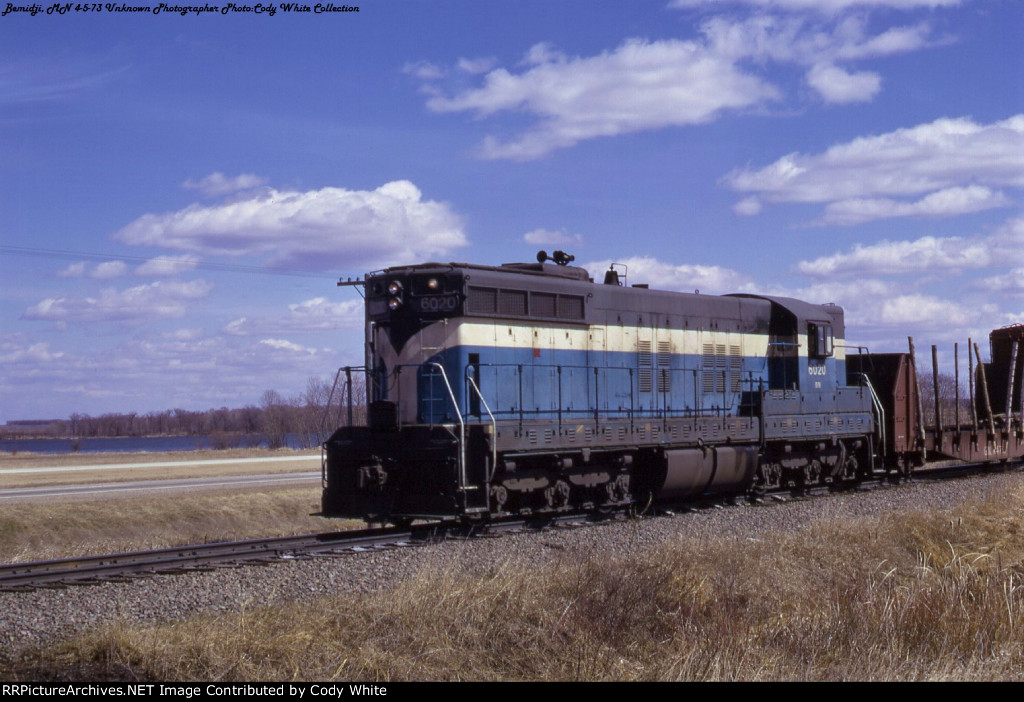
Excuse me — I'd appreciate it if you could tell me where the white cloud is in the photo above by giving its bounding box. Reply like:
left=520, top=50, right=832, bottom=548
left=417, top=10, right=945, bottom=160
left=134, top=255, right=201, bottom=277
left=582, top=256, right=752, bottom=294
left=222, top=297, right=363, bottom=337
left=806, top=62, right=881, bottom=104
left=286, top=297, right=363, bottom=330
left=700, top=13, right=935, bottom=65
left=224, top=318, right=248, bottom=336
left=820, top=186, right=1011, bottom=225
left=182, top=172, right=268, bottom=197
left=991, top=216, right=1024, bottom=250
left=797, top=215, right=1024, bottom=278
left=22, top=279, right=213, bottom=325
left=787, top=278, right=898, bottom=304
left=757, top=276, right=1018, bottom=350
left=797, top=234, right=996, bottom=277
left=753, top=277, right=899, bottom=327
left=91, top=260, right=129, bottom=280
left=425, top=37, right=782, bottom=160
left=457, top=57, right=497, bottom=74
left=114, top=180, right=468, bottom=271
left=523, top=228, right=585, bottom=247
left=402, top=60, right=445, bottom=80
left=259, top=338, right=317, bottom=355
left=570, top=256, right=1017, bottom=346
left=777, top=215, right=1024, bottom=346
left=0, top=337, right=65, bottom=364
left=56, top=260, right=129, bottom=279
left=163, top=328, right=204, bottom=341
left=733, top=197, right=763, bottom=216
left=878, top=294, right=998, bottom=329
left=0, top=323, right=353, bottom=420
left=725, top=114, right=1024, bottom=224
left=57, top=262, right=87, bottom=278
left=979, top=268, right=1024, bottom=295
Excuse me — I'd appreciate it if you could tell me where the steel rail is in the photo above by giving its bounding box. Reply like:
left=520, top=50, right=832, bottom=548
left=2, top=458, right=1019, bottom=591
left=0, top=526, right=415, bottom=591
left=0, top=514, right=600, bottom=591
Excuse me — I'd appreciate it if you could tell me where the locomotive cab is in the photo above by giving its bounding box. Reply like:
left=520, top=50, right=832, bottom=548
left=729, top=294, right=844, bottom=394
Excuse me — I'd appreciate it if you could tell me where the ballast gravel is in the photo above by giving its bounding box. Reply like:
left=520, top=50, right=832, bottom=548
left=2, top=470, right=1022, bottom=666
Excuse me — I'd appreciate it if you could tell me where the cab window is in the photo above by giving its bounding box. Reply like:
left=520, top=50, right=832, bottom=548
left=808, top=322, right=833, bottom=358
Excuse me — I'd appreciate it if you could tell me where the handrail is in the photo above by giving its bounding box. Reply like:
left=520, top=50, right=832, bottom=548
left=395, top=360, right=765, bottom=426
left=856, top=372, right=886, bottom=459
left=466, top=374, right=498, bottom=484
left=465, top=361, right=757, bottom=419
left=426, top=362, right=467, bottom=493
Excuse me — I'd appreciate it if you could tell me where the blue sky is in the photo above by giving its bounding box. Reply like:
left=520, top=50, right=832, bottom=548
left=1, top=0, right=1022, bottom=422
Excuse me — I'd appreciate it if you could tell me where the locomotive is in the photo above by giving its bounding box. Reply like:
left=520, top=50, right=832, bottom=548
left=321, top=252, right=1024, bottom=524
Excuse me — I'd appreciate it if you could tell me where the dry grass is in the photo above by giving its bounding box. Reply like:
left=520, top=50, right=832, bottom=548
left=0, top=448, right=319, bottom=488
left=8, top=482, right=1024, bottom=681
left=0, top=487, right=357, bottom=563
left=0, top=448, right=285, bottom=469
left=0, top=448, right=331, bottom=561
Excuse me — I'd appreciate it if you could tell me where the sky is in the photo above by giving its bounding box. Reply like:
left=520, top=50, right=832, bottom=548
left=1, top=0, right=1022, bottom=422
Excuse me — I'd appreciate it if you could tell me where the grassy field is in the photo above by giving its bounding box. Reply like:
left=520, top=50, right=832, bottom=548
left=0, top=448, right=348, bottom=562
left=0, top=486, right=351, bottom=563
left=0, top=448, right=320, bottom=489
left=7, top=479, right=1024, bottom=681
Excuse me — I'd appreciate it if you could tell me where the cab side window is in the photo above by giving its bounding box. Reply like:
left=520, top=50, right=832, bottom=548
left=808, top=322, right=833, bottom=358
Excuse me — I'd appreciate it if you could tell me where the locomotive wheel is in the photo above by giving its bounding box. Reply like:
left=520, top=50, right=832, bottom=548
left=545, top=480, right=571, bottom=509
left=805, top=459, right=822, bottom=485
left=491, top=485, right=509, bottom=512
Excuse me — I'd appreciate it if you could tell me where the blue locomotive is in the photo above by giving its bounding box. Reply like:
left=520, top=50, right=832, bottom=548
left=322, top=251, right=879, bottom=523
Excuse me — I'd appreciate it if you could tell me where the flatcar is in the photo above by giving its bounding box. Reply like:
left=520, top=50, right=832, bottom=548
left=321, top=252, right=1024, bottom=524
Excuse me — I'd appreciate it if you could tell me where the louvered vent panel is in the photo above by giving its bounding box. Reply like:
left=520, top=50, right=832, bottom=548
left=730, top=344, right=743, bottom=393
left=638, top=340, right=653, bottom=393
left=498, top=290, right=527, bottom=315
left=558, top=295, right=584, bottom=320
left=702, top=343, right=727, bottom=394
left=467, top=286, right=497, bottom=314
left=531, top=292, right=556, bottom=317
left=657, top=340, right=672, bottom=392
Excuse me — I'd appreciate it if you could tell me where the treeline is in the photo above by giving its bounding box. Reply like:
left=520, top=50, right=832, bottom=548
left=3, top=375, right=368, bottom=450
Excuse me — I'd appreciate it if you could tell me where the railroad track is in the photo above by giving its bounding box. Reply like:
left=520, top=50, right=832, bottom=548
left=0, top=514, right=598, bottom=591
left=3, top=459, right=1019, bottom=591
left=0, top=526, right=416, bottom=591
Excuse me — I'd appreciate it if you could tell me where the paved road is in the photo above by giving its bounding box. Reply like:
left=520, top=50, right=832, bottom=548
left=0, top=471, right=321, bottom=501
left=1, top=454, right=322, bottom=475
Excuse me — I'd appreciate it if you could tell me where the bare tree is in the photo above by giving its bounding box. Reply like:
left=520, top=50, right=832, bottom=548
left=260, top=389, right=290, bottom=449
left=918, top=372, right=970, bottom=429
left=288, top=376, right=331, bottom=449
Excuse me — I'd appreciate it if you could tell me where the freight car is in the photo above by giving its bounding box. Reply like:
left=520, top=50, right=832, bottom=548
left=321, top=252, right=1024, bottom=524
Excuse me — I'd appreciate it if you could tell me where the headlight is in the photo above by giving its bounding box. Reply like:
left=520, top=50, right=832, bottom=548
left=387, top=281, right=403, bottom=296
left=388, top=297, right=402, bottom=311
left=426, top=278, right=440, bottom=291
